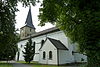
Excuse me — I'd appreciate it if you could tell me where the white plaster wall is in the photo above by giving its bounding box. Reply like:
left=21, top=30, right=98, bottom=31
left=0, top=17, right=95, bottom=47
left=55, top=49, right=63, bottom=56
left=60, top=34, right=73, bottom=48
left=33, top=53, right=39, bottom=61
left=74, top=53, right=87, bottom=62
left=16, top=30, right=87, bottom=63
left=17, top=40, right=28, bottom=61
left=39, top=39, right=58, bottom=65
left=16, top=35, right=46, bottom=61
left=59, top=50, right=74, bottom=64
left=47, top=31, right=76, bottom=64
left=31, top=35, right=46, bottom=53
left=46, top=31, right=75, bottom=63
left=46, top=31, right=69, bottom=48
left=17, top=31, right=67, bottom=61
left=31, top=35, right=46, bottom=61
left=71, top=42, right=87, bottom=62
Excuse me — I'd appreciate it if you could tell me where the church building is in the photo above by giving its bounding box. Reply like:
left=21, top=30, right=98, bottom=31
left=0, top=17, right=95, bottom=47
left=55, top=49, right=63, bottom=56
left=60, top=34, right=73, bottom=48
left=16, top=8, right=87, bottom=65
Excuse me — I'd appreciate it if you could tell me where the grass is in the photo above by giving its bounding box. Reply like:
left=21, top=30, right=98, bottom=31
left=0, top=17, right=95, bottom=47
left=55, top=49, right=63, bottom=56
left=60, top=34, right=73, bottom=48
left=17, top=61, right=58, bottom=67
left=17, top=61, right=59, bottom=67
left=0, top=63, right=13, bottom=67
left=32, top=65, right=59, bottom=67
left=32, top=64, right=86, bottom=67
left=17, top=61, right=26, bottom=63
left=0, top=61, right=13, bottom=67
left=17, top=61, right=86, bottom=67
left=17, top=61, right=38, bottom=64
left=79, top=64, right=87, bottom=67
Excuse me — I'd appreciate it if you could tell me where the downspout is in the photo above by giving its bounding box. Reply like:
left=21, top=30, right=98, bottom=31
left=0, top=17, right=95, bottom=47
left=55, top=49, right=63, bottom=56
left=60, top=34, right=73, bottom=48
left=57, top=49, right=59, bottom=66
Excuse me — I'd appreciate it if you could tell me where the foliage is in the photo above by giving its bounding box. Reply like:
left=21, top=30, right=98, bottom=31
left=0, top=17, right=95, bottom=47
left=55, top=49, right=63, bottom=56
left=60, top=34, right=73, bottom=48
left=38, top=0, right=100, bottom=67
left=0, top=0, right=20, bottom=60
left=0, top=0, right=37, bottom=60
left=0, top=63, right=13, bottom=67
left=0, top=33, right=19, bottom=60
left=23, top=38, right=35, bottom=63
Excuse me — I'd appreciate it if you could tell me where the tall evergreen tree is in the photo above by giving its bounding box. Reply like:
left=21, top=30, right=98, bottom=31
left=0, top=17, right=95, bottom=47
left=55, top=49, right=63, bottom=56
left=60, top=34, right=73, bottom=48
left=23, top=38, right=35, bottom=63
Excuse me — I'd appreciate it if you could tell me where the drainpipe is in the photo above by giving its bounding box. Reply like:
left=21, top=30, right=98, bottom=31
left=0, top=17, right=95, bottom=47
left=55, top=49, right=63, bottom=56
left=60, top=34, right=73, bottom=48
left=57, top=49, right=59, bottom=66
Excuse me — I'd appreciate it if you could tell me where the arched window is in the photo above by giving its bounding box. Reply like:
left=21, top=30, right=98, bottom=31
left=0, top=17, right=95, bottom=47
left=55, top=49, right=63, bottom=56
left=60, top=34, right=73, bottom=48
left=33, top=42, right=35, bottom=53
left=21, top=44, right=23, bottom=48
left=43, top=51, right=46, bottom=59
left=49, top=51, right=52, bottom=59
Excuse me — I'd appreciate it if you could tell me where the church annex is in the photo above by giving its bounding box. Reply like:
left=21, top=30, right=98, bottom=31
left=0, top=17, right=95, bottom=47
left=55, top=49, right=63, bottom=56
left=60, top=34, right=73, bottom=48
left=16, top=8, right=87, bottom=65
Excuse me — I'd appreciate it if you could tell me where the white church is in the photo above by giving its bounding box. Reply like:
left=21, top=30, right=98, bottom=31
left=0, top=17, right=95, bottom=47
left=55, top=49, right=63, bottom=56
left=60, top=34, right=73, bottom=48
left=16, top=8, right=87, bottom=65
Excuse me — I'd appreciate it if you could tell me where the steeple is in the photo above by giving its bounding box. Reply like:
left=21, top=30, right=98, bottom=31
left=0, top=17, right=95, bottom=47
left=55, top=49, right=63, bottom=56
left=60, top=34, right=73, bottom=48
left=20, top=7, right=36, bottom=39
left=25, top=7, right=35, bottom=29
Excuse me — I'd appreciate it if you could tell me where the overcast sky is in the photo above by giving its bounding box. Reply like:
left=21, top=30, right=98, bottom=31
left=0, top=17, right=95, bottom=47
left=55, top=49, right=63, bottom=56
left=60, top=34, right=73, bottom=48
left=15, top=2, right=54, bottom=33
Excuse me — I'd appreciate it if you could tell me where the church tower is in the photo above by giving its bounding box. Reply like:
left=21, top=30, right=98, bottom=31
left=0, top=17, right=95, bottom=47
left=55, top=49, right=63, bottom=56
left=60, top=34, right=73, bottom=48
left=20, top=7, right=36, bottom=39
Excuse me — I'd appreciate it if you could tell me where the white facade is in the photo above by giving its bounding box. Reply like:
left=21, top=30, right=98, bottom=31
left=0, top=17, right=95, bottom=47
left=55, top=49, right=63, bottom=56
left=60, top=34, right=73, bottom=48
left=16, top=29, right=87, bottom=65
left=39, top=39, right=58, bottom=65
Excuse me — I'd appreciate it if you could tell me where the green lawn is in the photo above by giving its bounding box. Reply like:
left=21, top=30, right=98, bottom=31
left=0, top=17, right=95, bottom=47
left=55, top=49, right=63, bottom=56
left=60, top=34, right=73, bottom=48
left=32, top=65, right=59, bottom=67
left=17, top=61, right=27, bottom=63
left=17, top=61, right=86, bottom=67
left=17, top=61, right=59, bottom=67
left=0, top=61, right=86, bottom=67
left=32, top=64, right=86, bottom=67
left=17, top=61, right=38, bottom=64
left=0, top=63, right=13, bottom=67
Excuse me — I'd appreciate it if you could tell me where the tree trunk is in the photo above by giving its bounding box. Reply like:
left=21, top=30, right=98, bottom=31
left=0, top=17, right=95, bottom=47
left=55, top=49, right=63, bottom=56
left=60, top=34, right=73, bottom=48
left=28, top=61, right=30, bottom=64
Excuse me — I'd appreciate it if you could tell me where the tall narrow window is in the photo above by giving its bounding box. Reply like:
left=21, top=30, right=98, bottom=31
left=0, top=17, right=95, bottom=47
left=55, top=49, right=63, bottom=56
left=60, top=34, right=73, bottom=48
left=21, top=44, right=23, bottom=48
left=41, top=40, right=44, bottom=47
left=49, top=51, right=52, bottom=60
left=33, top=42, right=35, bottom=53
left=43, top=51, right=46, bottom=59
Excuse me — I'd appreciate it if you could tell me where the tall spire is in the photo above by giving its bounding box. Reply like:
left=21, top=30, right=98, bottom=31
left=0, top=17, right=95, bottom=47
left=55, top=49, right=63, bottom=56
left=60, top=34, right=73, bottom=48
left=25, top=7, right=35, bottom=29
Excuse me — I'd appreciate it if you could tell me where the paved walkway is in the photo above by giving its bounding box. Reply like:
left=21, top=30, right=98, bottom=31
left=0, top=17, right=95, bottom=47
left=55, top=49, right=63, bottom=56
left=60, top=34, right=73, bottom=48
left=11, top=61, right=83, bottom=67
left=0, top=61, right=83, bottom=67
left=12, top=63, right=80, bottom=67
left=12, top=63, right=32, bottom=67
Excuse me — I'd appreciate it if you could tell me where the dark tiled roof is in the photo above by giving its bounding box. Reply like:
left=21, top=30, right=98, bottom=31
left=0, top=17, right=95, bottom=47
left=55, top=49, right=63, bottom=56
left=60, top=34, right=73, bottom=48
left=31, top=27, right=59, bottom=37
left=25, top=7, right=35, bottom=29
left=20, top=27, right=59, bottom=41
left=47, top=38, right=68, bottom=50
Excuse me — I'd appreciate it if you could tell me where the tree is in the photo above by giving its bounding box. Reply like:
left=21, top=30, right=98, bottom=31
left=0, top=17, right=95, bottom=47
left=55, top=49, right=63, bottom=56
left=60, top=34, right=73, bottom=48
left=0, top=32, right=19, bottom=61
left=23, top=38, right=35, bottom=63
left=0, top=0, right=36, bottom=61
left=38, top=0, right=100, bottom=67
